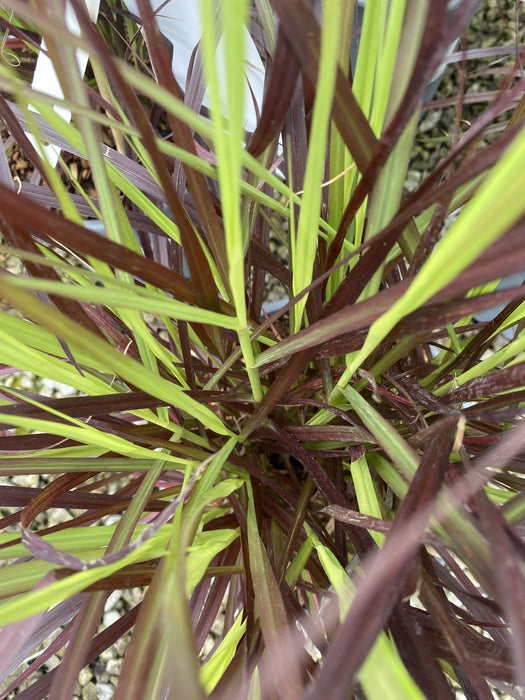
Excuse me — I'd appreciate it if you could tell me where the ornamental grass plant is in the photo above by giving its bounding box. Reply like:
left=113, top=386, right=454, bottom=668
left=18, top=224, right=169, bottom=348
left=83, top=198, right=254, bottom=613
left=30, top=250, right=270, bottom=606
left=0, top=0, right=525, bottom=698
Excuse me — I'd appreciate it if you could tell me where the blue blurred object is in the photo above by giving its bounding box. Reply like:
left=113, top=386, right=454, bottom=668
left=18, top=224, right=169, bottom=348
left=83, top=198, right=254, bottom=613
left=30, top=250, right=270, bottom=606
left=471, top=273, right=525, bottom=339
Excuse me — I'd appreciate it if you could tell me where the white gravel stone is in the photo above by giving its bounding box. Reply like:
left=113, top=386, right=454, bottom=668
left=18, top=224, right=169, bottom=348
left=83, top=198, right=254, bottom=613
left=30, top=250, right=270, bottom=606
left=96, top=683, right=114, bottom=700
left=105, top=590, right=122, bottom=611
left=114, top=637, right=128, bottom=657
left=405, top=169, right=422, bottom=193
left=10, top=474, right=40, bottom=488
left=419, top=108, right=442, bottom=132
left=39, top=378, right=79, bottom=396
left=103, top=610, right=120, bottom=628
left=105, top=658, right=122, bottom=676
left=100, top=648, right=116, bottom=663
left=78, top=667, right=93, bottom=687
left=81, top=682, right=98, bottom=700
left=46, top=507, right=73, bottom=524
left=44, top=655, right=61, bottom=671
left=101, top=514, right=120, bottom=526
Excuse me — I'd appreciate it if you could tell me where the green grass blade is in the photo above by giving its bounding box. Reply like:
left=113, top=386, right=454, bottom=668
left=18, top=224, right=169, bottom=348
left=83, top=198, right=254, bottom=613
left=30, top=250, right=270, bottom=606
left=291, top=0, right=341, bottom=330
left=0, top=277, right=232, bottom=436
left=199, top=0, right=263, bottom=400
left=335, top=119, right=525, bottom=388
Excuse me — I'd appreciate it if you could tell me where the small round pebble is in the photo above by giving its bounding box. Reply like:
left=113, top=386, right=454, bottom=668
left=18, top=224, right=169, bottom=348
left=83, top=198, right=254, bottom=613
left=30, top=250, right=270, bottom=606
left=44, top=655, right=61, bottom=672
left=105, top=590, right=122, bottom=611
left=96, top=683, right=114, bottom=700
left=10, top=474, right=40, bottom=488
left=78, top=667, right=93, bottom=687
left=106, top=658, right=122, bottom=676
left=103, top=610, right=120, bottom=628
left=418, top=108, right=442, bottom=133
left=81, top=682, right=98, bottom=700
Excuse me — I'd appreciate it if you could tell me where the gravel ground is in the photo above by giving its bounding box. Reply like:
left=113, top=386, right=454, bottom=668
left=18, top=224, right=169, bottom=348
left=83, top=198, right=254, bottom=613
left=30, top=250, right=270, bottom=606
left=0, top=1, right=523, bottom=697
left=408, top=0, right=524, bottom=189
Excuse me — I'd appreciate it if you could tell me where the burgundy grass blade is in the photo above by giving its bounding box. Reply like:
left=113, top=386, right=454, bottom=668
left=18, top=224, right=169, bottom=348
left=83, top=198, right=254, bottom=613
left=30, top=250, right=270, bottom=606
left=269, top=0, right=378, bottom=174
left=134, top=0, right=229, bottom=296
left=0, top=181, right=228, bottom=311
left=11, top=605, right=140, bottom=700
left=247, top=27, right=300, bottom=158
left=305, top=420, right=458, bottom=698
left=0, top=390, right=168, bottom=425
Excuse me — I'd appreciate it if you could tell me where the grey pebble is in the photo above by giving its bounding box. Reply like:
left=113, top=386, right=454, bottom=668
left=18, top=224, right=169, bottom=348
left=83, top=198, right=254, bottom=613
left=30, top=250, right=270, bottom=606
left=96, top=683, right=114, bottom=700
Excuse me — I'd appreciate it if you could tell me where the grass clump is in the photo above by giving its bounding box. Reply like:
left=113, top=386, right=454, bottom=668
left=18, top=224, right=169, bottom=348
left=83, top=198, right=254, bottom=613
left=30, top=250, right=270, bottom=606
left=0, top=1, right=525, bottom=697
